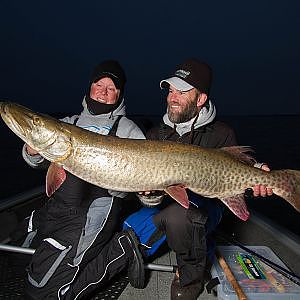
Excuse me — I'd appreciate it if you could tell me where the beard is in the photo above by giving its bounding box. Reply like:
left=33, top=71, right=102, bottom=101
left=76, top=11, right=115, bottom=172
left=167, top=96, right=199, bottom=123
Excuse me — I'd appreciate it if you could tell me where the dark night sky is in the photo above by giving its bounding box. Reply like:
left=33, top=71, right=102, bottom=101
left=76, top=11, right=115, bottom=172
left=0, top=1, right=299, bottom=116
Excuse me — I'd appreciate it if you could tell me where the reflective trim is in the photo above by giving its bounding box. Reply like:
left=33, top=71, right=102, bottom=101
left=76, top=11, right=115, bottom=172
left=28, top=244, right=72, bottom=288
left=28, top=210, right=35, bottom=232
left=43, top=238, right=67, bottom=250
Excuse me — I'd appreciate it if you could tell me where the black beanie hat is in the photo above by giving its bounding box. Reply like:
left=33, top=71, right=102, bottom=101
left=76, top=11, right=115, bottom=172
left=90, top=60, right=127, bottom=91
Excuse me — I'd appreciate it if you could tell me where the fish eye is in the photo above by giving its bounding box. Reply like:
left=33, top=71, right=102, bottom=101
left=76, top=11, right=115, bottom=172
left=33, top=116, right=40, bottom=125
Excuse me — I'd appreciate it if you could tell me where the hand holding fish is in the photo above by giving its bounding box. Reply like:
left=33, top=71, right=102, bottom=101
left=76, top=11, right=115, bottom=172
left=25, top=144, right=39, bottom=156
left=252, top=164, right=273, bottom=197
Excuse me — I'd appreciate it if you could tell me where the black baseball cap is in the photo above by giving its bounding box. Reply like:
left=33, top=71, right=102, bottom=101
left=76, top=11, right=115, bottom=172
left=160, top=58, right=212, bottom=94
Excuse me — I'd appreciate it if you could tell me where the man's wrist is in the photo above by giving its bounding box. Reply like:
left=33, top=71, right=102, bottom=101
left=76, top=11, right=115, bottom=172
left=254, top=162, right=266, bottom=169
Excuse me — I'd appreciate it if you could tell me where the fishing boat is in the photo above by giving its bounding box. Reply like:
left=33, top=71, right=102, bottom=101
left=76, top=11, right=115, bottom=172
left=0, top=185, right=300, bottom=299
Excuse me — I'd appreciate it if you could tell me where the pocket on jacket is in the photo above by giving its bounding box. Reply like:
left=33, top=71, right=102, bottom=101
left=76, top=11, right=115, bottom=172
left=27, top=237, right=72, bottom=288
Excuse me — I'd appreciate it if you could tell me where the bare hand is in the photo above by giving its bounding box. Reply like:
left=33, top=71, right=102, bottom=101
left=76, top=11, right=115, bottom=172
left=138, top=190, right=165, bottom=196
left=252, top=184, right=273, bottom=197
left=25, top=144, right=39, bottom=156
left=138, top=191, right=152, bottom=195
left=252, top=163, right=273, bottom=197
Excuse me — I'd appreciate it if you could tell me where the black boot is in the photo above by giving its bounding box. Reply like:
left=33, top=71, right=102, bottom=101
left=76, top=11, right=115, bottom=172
left=123, top=229, right=145, bottom=289
left=171, top=274, right=204, bottom=300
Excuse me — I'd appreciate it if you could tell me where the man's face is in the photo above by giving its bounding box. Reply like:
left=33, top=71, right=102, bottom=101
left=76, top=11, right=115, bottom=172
left=166, top=85, right=202, bottom=123
left=90, top=77, right=120, bottom=104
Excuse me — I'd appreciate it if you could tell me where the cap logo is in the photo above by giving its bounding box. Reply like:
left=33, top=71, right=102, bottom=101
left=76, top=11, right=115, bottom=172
left=175, top=69, right=190, bottom=79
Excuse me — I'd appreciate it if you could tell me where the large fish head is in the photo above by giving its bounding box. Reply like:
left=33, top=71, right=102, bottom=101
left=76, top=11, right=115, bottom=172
left=0, top=102, right=70, bottom=159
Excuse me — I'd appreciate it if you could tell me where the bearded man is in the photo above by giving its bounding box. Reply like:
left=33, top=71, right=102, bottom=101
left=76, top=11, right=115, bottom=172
left=123, top=58, right=272, bottom=300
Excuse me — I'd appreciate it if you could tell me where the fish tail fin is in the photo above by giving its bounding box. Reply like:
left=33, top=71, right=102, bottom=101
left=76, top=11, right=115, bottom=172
left=274, top=169, right=300, bottom=213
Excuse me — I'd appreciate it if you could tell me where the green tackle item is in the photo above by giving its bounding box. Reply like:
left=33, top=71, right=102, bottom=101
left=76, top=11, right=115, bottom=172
left=236, top=253, right=266, bottom=280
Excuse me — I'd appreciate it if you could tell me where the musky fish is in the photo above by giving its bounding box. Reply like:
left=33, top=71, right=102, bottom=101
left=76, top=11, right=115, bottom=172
left=1, top=102, right=300, bottom=221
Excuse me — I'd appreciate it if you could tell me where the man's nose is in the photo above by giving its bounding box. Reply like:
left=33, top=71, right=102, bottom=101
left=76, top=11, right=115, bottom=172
left=168, top=93, right=178, bottom=102
left=100, top=87, right=108, bottom=95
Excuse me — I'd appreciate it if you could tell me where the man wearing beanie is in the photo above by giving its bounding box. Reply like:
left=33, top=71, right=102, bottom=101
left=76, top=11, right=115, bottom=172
left=123, top=58, right=272, bottom=299
left=16, top=60, right=147, bottom=299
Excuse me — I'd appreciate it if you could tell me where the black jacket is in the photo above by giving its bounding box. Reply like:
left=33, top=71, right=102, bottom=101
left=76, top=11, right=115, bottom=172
left=147, top=119, right=237, bottom=148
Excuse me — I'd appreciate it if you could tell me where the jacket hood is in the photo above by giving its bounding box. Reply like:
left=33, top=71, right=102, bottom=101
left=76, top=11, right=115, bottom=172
left=81, top=96, right=126, bottom=119
left=163, top=100, right=216, bottom=136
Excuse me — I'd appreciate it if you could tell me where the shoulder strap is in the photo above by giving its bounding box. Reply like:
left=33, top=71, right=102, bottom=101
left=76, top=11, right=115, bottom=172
left=108, top=116, right=121, bottom=136
left=73, top=116, right=79, bottom=125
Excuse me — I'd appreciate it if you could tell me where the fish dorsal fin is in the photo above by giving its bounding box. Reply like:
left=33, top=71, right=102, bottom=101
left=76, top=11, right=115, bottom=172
left=46, top=162, right=66, bottom=197
left=165, top=185, right=189, bottom=209
left=220, top=146, right=256, bottom=166
left=220, top=194, right=250, bottom=221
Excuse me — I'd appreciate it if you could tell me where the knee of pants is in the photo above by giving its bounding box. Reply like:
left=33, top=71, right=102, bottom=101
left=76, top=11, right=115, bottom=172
left=153, top=203, right=189, bottom=234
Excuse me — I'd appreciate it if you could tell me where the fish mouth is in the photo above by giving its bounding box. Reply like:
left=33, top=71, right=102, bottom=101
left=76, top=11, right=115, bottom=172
left=0, top=102, right=27, bottom=138
left=0, top=102, right=56, bottom=151
left=0, top=102, right=8, bottom=115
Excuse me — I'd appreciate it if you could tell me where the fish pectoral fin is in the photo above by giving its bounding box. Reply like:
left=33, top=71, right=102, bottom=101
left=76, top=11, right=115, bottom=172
left=220, top=194, right=250, bottom=221
left=165, top=185, right=189, bottom=209
left=46, top=162, right=66, bottom=197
